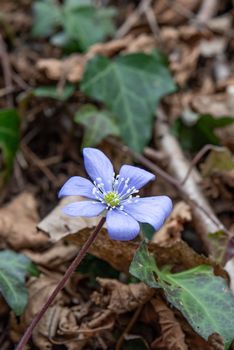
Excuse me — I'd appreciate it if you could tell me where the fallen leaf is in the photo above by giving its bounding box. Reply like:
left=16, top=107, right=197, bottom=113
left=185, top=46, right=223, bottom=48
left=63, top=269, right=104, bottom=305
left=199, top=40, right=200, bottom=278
left=94, top=278, right=152, bottom=314
left=38, top=197, right=227, bottom=279
left=192, top=93, right=234, bottom=117
left=154, top=0, right=201, bottom=25
left=201, top=148, right=234, bottom=200
left=23, top=241, right=78, bottom=270
left=151, top=297, right=187, bottom=350
left=36, top=55, right=87, bottom=83
left=152, top=201, right=192, bottom=245
left=0, top=192, right=49, bottom=250
left=36, top=35, right=133, bottom=83
left=208, top=333, right=225, bottom=350
left=10, top=273, right=63, bottom=344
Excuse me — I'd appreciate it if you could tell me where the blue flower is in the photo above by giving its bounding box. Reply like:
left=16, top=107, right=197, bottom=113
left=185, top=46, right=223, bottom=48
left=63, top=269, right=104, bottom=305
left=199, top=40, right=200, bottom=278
left=59, top=148, right=172, bottom=241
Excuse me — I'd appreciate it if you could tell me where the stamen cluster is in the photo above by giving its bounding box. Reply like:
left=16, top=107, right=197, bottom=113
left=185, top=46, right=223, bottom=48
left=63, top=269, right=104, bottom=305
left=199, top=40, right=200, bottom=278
left=92, top=174, right=140, bottom=210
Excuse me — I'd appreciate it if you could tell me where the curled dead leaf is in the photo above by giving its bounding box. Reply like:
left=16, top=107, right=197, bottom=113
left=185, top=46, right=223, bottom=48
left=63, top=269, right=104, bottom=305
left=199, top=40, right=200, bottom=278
left=93, top=278, right=152, bottom=314
left=151, top=297, right=187, bottom=350
left=208, top=333, right=225, bottom=350
left=152, top=201, right=192, bottom=246
left=0, top=192, right=48, bottom=250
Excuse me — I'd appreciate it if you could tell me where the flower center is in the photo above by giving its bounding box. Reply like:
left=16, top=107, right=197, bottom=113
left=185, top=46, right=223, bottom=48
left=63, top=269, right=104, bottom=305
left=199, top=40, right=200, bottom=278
left=104, top=191, right=120, bottom=207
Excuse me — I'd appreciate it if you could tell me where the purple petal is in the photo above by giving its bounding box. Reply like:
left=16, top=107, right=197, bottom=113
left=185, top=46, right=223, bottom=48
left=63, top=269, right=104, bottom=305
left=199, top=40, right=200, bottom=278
left=106, top=209, right=140, bottom=241
left=118, top=165, right=155, bottom=191
left=83, top=148, right=114, bottom=192
left=58, top=176, right=96, bottom=199
left=123, top=196, right=173, bottom=231
left=62, top=201, right=105, bottom=217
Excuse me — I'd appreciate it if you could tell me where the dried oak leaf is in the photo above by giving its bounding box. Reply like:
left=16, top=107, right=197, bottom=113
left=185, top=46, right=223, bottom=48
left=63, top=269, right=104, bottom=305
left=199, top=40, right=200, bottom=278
left=0, top=192, right=48, bottom=250
left=93, top=278, right=153, bottom=314
left=151, top=297, right=187, bottom=350
left=152, top=201, right=192, bottom=246
left=38, top=197, right=227, bottom=279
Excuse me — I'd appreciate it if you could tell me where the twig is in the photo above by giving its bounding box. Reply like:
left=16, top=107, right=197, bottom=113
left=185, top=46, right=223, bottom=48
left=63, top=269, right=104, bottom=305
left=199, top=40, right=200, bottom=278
left=142, top=2, right=162, bottom=43
left=196, top=0, right=219, bottom=23
left=108, top=138, right=225, bottom=252
left=115, top=0, right=152, bottom=39
left=0, top=86, right=15, bottom=98
left=0, top=34, right=13, bottom=107
left=181, top=144, right=224, bottom=185
left=116, top=304, right=144, bottom=350
left=166, top=0, right=195, bottom=21
left=155, top=107, right=227, bottom=251
left=15, top=217, right=106, bottom=350
left=21, top=142, right=58, bottom=185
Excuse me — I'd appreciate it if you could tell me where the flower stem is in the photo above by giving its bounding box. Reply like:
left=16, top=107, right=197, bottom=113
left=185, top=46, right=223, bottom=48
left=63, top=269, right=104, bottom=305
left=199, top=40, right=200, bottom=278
left=15, top=216, right=106, bottom=350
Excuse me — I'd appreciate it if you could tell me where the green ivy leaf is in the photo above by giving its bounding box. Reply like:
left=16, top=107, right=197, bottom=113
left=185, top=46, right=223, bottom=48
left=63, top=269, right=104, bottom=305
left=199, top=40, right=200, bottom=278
left=63, top=1, right=116, bottom=51
left=130, top=241, right=234, bottom=348
left=171, top=113, right=234, bottom=152
left=0, top=250, right=38, bottom=315
left=32, top=0, right=62, bottom=37
left=74, top=104, right=120, bottom=147
left=32, top=0, right=116, bottom=51
left=32, top=84, right=75, bottom=101
left=81, top=53, right=176, bottom=152
left=0, top=109, right=20, bottom=188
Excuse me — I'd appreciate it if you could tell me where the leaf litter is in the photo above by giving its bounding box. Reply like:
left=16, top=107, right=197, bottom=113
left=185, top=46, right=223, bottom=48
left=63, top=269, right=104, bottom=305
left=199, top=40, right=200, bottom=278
left=1, top=0, right=234, bottom=349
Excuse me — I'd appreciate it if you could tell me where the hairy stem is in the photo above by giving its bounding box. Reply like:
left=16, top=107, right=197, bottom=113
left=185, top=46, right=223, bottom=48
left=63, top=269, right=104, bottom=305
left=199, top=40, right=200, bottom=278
left=15, top=216, right=106, bottom=350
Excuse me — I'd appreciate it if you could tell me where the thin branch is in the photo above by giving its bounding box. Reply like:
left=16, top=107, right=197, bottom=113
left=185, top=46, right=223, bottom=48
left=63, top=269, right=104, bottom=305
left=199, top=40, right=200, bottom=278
left=21, top=142, right=58, bottom=185
left=197, top=0, right=219, bottom=23
left=0, top=34, right=13, bottom=107
left=16, top=217, right=106, bottom=350
left=115, top=0, right=152, bottom=39
left=181, top=144, right=224, bottom=185
left=155, top=107, right=227, bottom=252
left=108, top=138, right=225, bottom=247
left=115, top=305, right=144, bottom=350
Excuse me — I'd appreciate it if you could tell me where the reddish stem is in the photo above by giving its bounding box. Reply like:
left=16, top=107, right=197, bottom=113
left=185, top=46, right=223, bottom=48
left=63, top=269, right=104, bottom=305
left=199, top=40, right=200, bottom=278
left=15, top=216, right=106, bottom=350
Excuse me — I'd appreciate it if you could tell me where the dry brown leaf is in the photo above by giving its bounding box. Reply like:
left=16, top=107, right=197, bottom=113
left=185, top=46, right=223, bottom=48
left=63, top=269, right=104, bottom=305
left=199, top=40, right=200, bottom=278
left=0, top=192, right=48, bottom=250
left=208, top=333, right=225, bottom=350
left=10, top=274, right=63, bottom=345
left=86, top=35, right=133, bottom=58
left=170, top=43, right=200, bottom=86
left=37, top=36, right=133, bottom=83
left=93, top=278, right=152, bottom=314
left=151, top=297, right=187, bottom=350
left=152, top=201, right=192, bottom=245
left=124, top=34, right=155, bottom=53
left=154, top=0, right=201, bottom=26
left=23, top=241, right=78, bottom=270
left=192, top=93, right=234, bottom=117
left=36, top=55, right=87, bottom=83
left=38, top=197, right=227, bottom=279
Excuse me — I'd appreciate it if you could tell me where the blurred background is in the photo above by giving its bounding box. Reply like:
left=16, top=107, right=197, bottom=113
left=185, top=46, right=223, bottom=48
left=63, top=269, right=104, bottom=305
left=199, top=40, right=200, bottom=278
left=0, top=1, right=234, bottom=349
